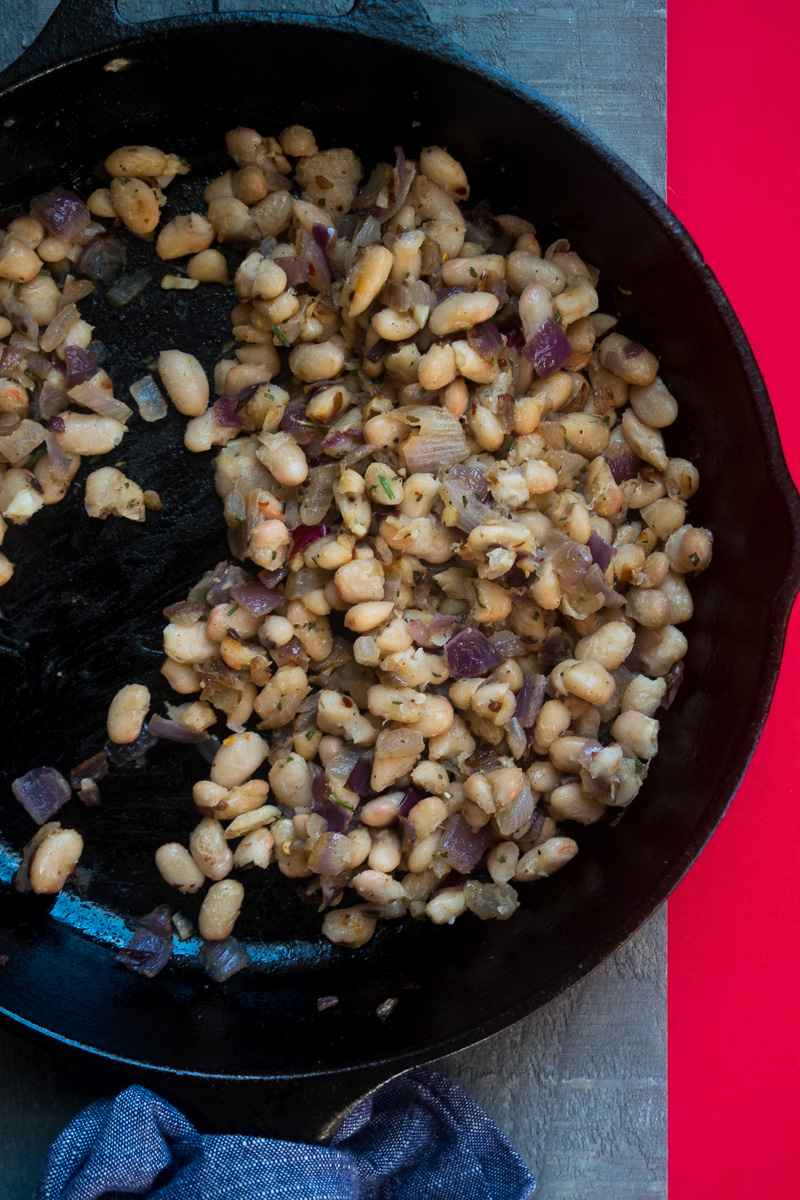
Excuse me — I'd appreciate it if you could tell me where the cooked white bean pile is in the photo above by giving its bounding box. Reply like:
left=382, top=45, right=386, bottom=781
left=146, top=125, right=712, bottom=948
left=9, top=127, right=712, bottom=958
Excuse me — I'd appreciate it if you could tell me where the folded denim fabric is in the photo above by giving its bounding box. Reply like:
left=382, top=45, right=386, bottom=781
left=34, top=1065, right=535, bottom=1200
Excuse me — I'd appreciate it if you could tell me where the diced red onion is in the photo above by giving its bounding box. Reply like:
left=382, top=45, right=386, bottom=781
left=604, top=448, right=641, bottom=484
left=39, top=380, right=68, bottom=421
left=445, top=628, right=505, bottom=678
left=523, top=317, right=573, bottom=377
left=435, top=284, right=472, bottom=303
left=69, top=383, right=132, bottom=423
left=197, top=734, right=222, bottom=765
left=25, top=351, right=54, bottom=380
left=662, top=662, right=684, bottom=710
left=274, top=255, right=309, bottom=287
left=588, top=529, right=616, bottom=572
left=0, top=413, right=20, bottom=436
left=364, top=336, right=389, bottom=364
left=64, top=346, right=98, bottom=388
left=206, top=563, right=252, bottom=605
left=105, top=728, right=158, bottom=766
left=538, top=627, right=574, bottom=669
left=551, top=540, right=593, bottom=586
left=46, top=415, right=66, bottom=434
left=584, top=563, right=626, bottom=607
left=463, top=199, right=501, bottom=241
left=352, top=214, right=382, bottom=249
left=438, top=468, right=495, bottom=533
left=0, top=418, right=45, bottom=463
left=506, top=716, right=528, bottom=760
left=381, top=279, right=412, bottom=311
left=163, top=600, right=204, bottom=625
left=398, top=786, right=425, bottom=818
left=311, top=773, right=351, bottom=833
left=486, top=278, right=510, bottom=306
left=308, top=831, right=351, bottom=876
left=106, top=268, right=151, bottom=308
left=494, top=780, right=536, bottom=838
left=70, top=751, right=108, bottom=790
left=289, top=524, right=331, bottom=554
left=440, top=814, right=491, bottom=874
left=230, top=582, right=283, bottom=615
left=12, top=766, right=71, bottom=825
left=446, top=461, right=491, bottom=502
left=381, top=146, right=415, bottom=224
left=148, top=714, right=208, bottom=744
left=496, top=308, right=525, bottom=350
left=489, top=630, right=528, bottom=659
left=77, top=781, right=102, bottom=807
left=298, top=228, right=331, bottom=294
left=312, top=221, right=336, bottom=252
left=515, top=673, right=547, bottom=729
left=199, top=937, right=251, bottom=982
left=346, top=754, right=374, bottom=797
left=332, top=214, right=358, bottom=239
left=129, top=375, right=168, bottom=423
left=468, top=320, right=504, bottom=361
left=77, top=234, right=127, bottom=286
left=115, top=905, right=173, bottom=979
left=10, top=301, right=38, bottom=342
left=31, top=189, right=89, bottom=241
left=319, top=878, right=347, bottom=912
left=212, top=396, right=246, bottom=428
left=407, top=613, right=457, bottom=648
left=323, top=427, right=364, bottom=457
left=258, top=566, right=287, bottom=588
left=280, top=401, right=317, bottom=444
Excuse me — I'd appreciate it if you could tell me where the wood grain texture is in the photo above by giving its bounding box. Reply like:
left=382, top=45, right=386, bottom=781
left=0, top=3, right=666, bottom=1197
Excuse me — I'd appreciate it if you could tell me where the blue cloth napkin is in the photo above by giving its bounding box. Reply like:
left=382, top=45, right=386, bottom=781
left=34, top=1066, right=535, bottom=1200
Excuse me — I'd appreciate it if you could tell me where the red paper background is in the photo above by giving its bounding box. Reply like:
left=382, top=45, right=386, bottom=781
left=667, top=1, right=800, bottom=1195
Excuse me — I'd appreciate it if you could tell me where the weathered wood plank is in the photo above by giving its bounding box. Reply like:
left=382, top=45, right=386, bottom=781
left=0, top=3, right=666, bottom=1196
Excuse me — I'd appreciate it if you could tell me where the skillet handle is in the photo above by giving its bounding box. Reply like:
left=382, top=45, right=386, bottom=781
left=0, top=0, right=453, bottom=90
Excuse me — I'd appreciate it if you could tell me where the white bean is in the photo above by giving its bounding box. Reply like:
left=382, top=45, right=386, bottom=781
left=158, top=350, right=209, bottom=416
left=107, top=683, right=150, bottom=744
left=190, top=818, right=234, bottom=881
left=199, top=879, right=245, bottom=940
left=29, top=828, right=83, bottom=894
left=210, top=732, right=269, bottom=788
left=155, top=843, right=205, bottom=893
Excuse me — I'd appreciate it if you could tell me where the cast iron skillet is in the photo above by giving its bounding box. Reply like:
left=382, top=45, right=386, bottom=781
left=0, top=0, right=798, bottom=1142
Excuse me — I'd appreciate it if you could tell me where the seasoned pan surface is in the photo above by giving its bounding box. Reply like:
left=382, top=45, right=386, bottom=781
left=0, top=0, right=797, bottom=1139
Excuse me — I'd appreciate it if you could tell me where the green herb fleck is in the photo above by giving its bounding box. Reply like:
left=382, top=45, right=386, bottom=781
left=379, top=475, right=395, bottom=501
left=234, top=513, right=246, bottom=523
left=553, top=310, right=563, bottom=325
left=305, top=729, right=315, bottom=740
left=271, top=324, right=291, bottom=348
left=277, top=701, right=283, bottom=711
left=601, top=415, right=611, bottom=425
left=472, top=582, right=486, bottom=608
left=468, top=266, right=477, bottom=278
left=227, top=603, right=239, bottom=617
left=37, top=267, right=51, bottom=277
left=462, top=495, right=469, bottom=508
left=689, top=552, right=699, bottom=566
left=634, top=760, right=644, bottom=776
left=331, top=795, right=355, bottom=811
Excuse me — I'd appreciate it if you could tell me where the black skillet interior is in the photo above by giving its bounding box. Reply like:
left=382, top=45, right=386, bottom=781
left=0, top=0, right=798, bottom=1141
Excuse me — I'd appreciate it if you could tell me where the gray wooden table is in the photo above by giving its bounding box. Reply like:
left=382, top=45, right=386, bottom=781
left=0, top=3, right=667, bottom=1196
